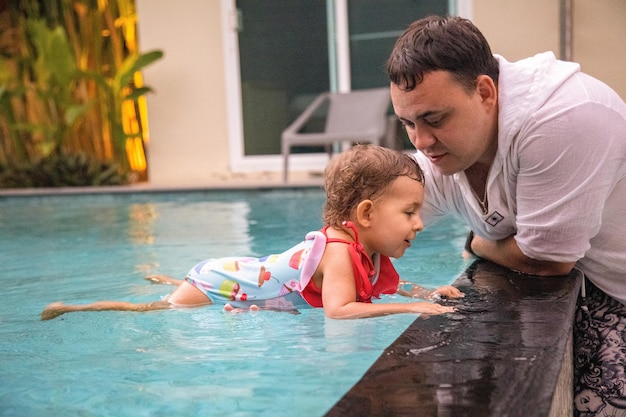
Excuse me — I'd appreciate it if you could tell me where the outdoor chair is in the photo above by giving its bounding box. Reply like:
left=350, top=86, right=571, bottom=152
left=281, top=87, right=392, bottom=182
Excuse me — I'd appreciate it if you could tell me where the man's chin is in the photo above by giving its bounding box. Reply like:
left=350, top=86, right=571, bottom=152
left=432, top=164, right=459, bottom=176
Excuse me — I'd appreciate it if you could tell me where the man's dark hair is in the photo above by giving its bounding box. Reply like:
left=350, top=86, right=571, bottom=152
left=387, top=15, right=499, bottom=92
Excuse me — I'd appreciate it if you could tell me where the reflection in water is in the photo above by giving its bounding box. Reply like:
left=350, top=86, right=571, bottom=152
left=150, top=201, right=253, bottom=257
left=128, top=203, right=157, bottom=245
left=127, top=200, right=254, bottom=277
left=323, top=315, right=414, bottom=353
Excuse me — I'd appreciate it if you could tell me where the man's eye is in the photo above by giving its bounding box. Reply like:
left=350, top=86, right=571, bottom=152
left=400, top=119, right=414, bottom=129
left=426, top=117, right=443, bottom=127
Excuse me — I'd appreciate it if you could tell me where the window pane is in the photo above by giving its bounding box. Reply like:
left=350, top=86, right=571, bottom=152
left=348, top=0, right=448, bottom=89
left=349, top=0, right=448, bottom=149
left=237, top=0, right=329, bottom=155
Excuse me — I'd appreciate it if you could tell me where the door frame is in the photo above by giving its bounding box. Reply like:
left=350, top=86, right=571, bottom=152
left=221, top=0, right=471, bottom=174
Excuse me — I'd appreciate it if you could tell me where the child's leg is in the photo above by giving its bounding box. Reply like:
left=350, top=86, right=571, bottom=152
left=40, top=300, right=172, bottom=320
left=41, top=282, right=212, bottom=321
left=166, top=281, right=214, bottom=307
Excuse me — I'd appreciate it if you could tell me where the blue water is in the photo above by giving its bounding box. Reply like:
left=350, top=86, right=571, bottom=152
left=0, top=189, right=470, bottom=416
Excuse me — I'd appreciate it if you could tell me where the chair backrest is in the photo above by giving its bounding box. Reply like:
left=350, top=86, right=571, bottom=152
left=324, top=88, right=391, bottom=138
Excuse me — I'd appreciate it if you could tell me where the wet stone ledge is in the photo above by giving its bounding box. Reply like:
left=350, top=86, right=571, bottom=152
left=326, top=260, right=582, bottom=417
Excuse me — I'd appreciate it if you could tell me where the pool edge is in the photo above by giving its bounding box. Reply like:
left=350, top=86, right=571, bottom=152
left=325, top=259, right=581, bottom=417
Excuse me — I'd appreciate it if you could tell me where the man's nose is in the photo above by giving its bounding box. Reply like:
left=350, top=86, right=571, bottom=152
left=409, top=127, right=436, bottom=151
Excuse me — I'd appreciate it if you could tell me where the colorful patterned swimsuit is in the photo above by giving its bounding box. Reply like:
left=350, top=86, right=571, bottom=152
left=184, top=223, right=399, bottom=310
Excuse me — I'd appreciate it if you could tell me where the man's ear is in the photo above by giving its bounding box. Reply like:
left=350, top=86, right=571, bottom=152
left=356, top=200, right=374, bottom=227
left=476, top=75, right=497, bottom=109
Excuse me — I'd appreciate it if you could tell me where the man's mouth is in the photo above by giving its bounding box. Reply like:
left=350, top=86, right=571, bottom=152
left=427, top=153, right=446, bottom=164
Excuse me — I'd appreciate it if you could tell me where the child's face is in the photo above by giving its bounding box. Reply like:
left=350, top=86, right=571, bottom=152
left=362, top=175, right=424, bottom=259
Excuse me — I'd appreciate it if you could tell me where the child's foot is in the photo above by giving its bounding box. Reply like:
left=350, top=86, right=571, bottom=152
left=223, top=303, right=260, bottom=313
left=41, top=302, right=67, bottom=321
left=144, top=275, right=184, bottom=286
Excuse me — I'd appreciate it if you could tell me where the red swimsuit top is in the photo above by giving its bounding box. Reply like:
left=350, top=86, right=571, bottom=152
left=300, top=222, right=399, bottom=307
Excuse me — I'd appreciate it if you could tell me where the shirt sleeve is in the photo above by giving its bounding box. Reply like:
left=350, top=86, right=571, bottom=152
left=514, top=94, right=624, bottom=262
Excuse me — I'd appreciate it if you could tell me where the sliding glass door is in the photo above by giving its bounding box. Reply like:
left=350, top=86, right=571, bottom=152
left=230, top=0, right=449, bottom=162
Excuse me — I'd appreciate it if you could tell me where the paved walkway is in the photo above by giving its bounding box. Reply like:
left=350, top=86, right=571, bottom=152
left=0, top=171, right=325, bottom=197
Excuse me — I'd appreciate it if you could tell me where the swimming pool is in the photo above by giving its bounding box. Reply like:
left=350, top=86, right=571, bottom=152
left=0, top=189, right=470, bottom=416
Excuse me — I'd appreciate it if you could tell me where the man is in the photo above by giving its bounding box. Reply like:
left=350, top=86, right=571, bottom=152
left=387, top=15, right=626, bottom=416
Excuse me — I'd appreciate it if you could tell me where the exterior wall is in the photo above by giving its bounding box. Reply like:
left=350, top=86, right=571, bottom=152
left=572, top=0, right=626, bottom=99
left=136, top=0, right=230, bottom=186
left=137, top=1, right=626, bottom=186
left=473, top=0, right=626, bottom=99
left=472, top=0, right=560, bottom=60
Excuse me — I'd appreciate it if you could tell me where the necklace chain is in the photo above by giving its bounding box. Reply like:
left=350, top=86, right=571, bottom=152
left=471, top=184, right=489, bottom=215
left=467, top=165, right=490, bottom=215
left=465, top=165, right=491, bottom=216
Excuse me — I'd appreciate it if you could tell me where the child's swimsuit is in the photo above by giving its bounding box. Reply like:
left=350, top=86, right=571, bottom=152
left=184, top=223, right=399, bottom=310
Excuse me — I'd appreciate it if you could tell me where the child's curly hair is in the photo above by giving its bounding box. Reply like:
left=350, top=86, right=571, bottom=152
left=323, top=144, right=424, bottom=227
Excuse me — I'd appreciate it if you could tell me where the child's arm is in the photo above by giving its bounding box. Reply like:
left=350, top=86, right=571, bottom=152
left=397, top=281, right=464, bottom=300
left=318, top=245, right=458, bottom=319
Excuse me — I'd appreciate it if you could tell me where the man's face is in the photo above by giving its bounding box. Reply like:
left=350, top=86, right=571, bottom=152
left=390, top=71, right=498, bottom=175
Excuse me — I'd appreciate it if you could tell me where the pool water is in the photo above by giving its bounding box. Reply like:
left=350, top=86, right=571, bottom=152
left=0, top=189, right=470, bottom=416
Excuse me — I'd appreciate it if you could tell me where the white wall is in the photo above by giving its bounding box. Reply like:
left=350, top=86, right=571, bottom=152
left=136, top=0, right=230, bottom=186
left=473, top=0, right=626, bottom=99
left=136, top=1, right=626, bottom=187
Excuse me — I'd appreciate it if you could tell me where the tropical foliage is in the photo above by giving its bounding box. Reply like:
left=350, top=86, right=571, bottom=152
left=0, top=0, right=162, bottom=187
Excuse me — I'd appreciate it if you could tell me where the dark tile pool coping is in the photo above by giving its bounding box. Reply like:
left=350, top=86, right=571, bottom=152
left=326, top=260, right=582, bottom=417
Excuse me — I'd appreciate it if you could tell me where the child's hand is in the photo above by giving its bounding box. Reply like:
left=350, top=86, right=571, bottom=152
left=408, top=301, right=455, bottom=315
left=397, top=281, right=464, bottom=300
left=431, top=285, right=464, bottom=299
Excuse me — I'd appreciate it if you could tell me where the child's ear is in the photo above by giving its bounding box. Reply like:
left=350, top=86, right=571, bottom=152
left=356, top=200, right=374, bottom=227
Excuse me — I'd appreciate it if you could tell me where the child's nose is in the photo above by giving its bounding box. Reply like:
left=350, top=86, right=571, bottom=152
left=413, top=215, right=424, bottom=232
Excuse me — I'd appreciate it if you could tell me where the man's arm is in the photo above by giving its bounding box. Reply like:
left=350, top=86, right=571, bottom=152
left=470, top=233, right=576, bottom=276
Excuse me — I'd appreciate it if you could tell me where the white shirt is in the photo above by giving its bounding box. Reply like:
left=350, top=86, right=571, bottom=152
left=417, top=52, right=626, bottom=304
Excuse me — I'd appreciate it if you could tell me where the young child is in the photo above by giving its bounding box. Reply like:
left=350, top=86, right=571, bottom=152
left=41, top=144, right=463, bottom=321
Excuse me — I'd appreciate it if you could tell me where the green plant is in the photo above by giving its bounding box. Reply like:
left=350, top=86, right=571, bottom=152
left=0, top=0, right=162, bottom=186
left=0, top=152, right=127, bottom=187
left=94, top=49, right=163, bottom=167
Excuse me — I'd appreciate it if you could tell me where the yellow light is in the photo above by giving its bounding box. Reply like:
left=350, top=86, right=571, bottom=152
left=121, top=99, right=139, bottom=134
left=102, top=119, right=113, bottom=159
left=126, top=136, right=146, bottom=172
left=137, top=95, right=150, bottom=144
